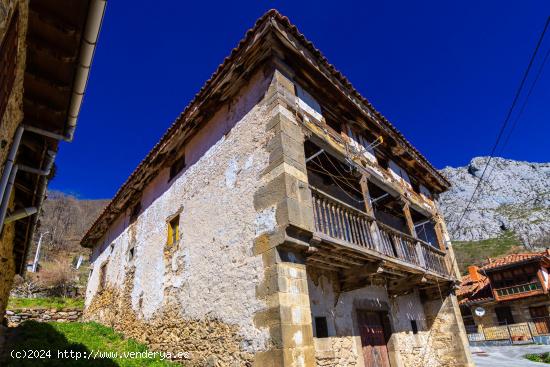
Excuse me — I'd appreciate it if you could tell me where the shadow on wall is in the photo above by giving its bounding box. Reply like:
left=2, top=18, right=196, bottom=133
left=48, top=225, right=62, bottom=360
left=0, top=321, right=117, bottom=366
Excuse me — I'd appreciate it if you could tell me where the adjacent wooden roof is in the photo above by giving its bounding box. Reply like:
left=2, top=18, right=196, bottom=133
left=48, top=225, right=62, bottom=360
left=483, top=252, right=547, bottom=271
left=458, top=251, right=550, bottom=305
left=81, top=9, right=451, bottom=247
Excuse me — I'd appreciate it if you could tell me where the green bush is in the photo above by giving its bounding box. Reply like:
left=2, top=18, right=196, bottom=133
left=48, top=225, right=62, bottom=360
left=526, top=352, right=550, bottom=363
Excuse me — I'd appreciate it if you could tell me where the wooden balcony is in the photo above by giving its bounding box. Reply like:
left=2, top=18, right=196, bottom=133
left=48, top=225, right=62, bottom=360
left=309, top=187, right=451, bottom=281
left=494, top=281, right=544, bottom=301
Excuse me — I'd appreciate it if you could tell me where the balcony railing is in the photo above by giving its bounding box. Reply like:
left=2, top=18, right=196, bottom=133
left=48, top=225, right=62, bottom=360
left=494, top=281, right=543, bottom=299
left=310, top=187, right=449, bottom=276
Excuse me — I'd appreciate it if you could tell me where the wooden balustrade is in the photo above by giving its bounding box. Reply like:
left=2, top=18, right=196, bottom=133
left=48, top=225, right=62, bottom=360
left=310, top=187, right=449, bottom=276
left=494, top=281, right=543, bottom=299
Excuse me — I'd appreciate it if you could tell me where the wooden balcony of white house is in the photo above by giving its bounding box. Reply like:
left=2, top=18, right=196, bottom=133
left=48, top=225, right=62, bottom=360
left=303, top=142, right=454, bottom=292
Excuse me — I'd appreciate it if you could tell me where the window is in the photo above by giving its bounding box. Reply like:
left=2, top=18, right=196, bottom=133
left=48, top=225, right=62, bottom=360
left=495, top=306, right=515, bottom=325
left=167, top=215, right=180, bottom=246
left=128, top=246, right=135, bottom=262
left=347, top=126, right=377, bottom=163
left=314, top=316, right=329, bottom=338
left=0, top=9, right=19, bottom=122
left=326, top=117, right=342, bottom=134
left=295, top=84, right=323, bottom=121
left=460, top=306, right=476, bottom=328
left=376, top=154, right=389, bottom=170
left=410, top=320, right=418, bottom=334
left=388, top=160, right=412, bottom=187
left=130, top=202, right=141, bottom=223
left=169, top=155, right=186, bottom=181
left=99, top=262, right=108, bottom=291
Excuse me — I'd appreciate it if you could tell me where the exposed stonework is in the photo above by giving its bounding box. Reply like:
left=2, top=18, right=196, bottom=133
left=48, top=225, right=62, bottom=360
left=314, top=337, right=359, bottom=366
left=307, top=266, right=473, bottom=367
left=86, top=268, right=254, bottom=366
left=392, top=296, right=472, bottom=367
left=4, top=308, right=82, bottom=327
left=0, top=0, right=28, bottom=326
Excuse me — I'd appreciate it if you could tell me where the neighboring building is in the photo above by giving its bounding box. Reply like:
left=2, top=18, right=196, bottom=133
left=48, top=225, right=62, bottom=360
left=82, top=10, right=472, bottom=367
left=458, top=251, right=550, bottom=336
left=0, top=0, right=105, bottom=324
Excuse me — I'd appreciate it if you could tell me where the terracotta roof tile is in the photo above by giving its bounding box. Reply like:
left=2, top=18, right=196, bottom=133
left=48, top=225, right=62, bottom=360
left=457, top=251, right=550, bottom=304
left=481, top=252, right=545, bottom=271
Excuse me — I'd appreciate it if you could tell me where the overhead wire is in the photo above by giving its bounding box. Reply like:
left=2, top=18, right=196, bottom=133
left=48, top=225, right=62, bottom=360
left=308, top=157, right=365, bottom=203
left=479, top=44, right=550, bottom=195
left=451, top=16, right=550, bottom=238
left=308, top=159, right=363, bottom=195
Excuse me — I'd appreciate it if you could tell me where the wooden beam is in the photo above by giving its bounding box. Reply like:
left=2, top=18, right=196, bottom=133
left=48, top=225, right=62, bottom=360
left=307, top=258, right=342, bottom=271
left=340, top=261, right=385, bottom=282
left=388, top=274, right=427, bottom=295
left=27, top=36, right=78, bottom=63
left=400, top=197, right=417, bottom=237
left=307, top=256, right=348, bottom=269
left=360, top=174, right=374, bottom=216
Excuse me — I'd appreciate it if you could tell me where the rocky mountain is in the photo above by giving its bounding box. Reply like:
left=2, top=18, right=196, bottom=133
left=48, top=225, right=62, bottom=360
left=439, top=157, right=550, bottom=246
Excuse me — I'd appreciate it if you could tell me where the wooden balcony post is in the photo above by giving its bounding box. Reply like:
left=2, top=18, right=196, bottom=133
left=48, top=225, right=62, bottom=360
left=432, top=215, right=447, bottom=252
left=400, top=197, right=417, bottom=237
left=416, top=242, right=426, bottom=268
left=359, top=174, right=382, bottom=253
left=359, top=174, right=374, bottom=216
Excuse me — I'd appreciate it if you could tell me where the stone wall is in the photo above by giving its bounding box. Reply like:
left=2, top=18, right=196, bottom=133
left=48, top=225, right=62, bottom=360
left=469, top=294, right=550, bottom=328
left=5, top=308, right=82, bottom=327
left=85, top=69, right=275, bottom=366
left=314, top=337, right=359, bottom=367
left=0, top=0, right=28, bottom=326
left=306, top=266, right=474, bottom=367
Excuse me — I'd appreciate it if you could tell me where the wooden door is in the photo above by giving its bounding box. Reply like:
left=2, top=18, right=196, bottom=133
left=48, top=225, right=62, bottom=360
left=530, top=306, right=550, bottom=334
left=357, top=310, right=391, bottom=367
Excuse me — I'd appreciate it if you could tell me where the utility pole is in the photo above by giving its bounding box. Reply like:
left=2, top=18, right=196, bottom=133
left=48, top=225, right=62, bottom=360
left=31, top=231, right=49, bottom=272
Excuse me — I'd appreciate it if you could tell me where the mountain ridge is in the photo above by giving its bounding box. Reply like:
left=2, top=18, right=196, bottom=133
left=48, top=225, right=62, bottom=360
left=438, top=156, right=550, bottom=247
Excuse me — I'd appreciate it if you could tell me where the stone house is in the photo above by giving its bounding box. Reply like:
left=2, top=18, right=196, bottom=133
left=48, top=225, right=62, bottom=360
left=82, top=10, right=473, bottom=367
left=0, top=0, right=105, bottom=324
left=459, top=251, right=550, bottom=336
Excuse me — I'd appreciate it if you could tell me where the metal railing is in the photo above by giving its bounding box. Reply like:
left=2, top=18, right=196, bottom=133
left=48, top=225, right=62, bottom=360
left=310, top=187, right=449, bottom=276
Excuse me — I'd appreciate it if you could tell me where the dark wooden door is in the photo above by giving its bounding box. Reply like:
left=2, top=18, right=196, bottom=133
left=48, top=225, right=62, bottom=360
left=495, top=306, right=514, bottom=325
left=357, top=310, right=391, bottom=367
left=530, top=306, right=550, bottom=334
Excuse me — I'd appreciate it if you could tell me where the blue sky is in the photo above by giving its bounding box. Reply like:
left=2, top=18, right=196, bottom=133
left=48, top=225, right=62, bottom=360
left=50, top=1, right=550, bottom=199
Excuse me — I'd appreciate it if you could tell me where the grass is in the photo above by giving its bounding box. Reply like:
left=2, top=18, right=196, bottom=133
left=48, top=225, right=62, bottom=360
left=7, top=297, right=84, bottom=310
left=526, top=352, right=550, bottom=363
left=1, top=321, right=180, bottom=366
left=452, top=231, right=522, bottom=274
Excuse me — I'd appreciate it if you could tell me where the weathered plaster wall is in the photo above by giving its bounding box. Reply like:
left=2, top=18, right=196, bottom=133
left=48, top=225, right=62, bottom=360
left=0, top=0, right=28, bottom=326
left=85, top=70, right=275, bottom=365
left=307, top=268, right=429, bottom=367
